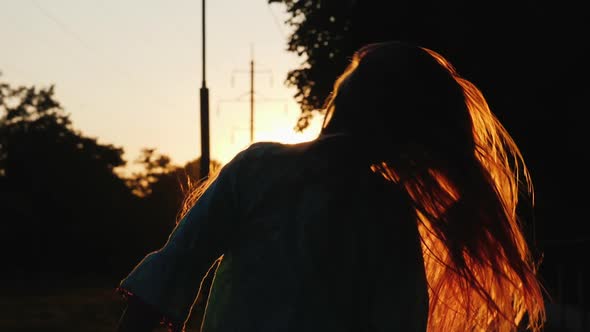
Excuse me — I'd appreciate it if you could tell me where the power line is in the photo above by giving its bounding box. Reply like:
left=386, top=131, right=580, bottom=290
left=29, top=0, right=135, bottom=79
left=229, top=126, right=276, bottom=144
left=267, top=3, right=288, bottom=39
left=29, top=0, right=94, bottom=51
left=216, top=94, right=289, bottom=119
left=27, top=0, right=178, bottom=111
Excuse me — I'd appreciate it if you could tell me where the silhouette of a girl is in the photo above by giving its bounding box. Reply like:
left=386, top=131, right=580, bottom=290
left=116, top=41, right=545, bottom=332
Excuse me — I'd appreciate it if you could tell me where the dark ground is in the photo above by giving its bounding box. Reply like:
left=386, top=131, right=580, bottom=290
left=0, top=279, right=586, bottom=331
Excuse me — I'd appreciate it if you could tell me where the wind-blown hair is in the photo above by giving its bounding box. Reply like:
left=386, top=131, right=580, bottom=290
left=321, top=41, right=545, bottom=331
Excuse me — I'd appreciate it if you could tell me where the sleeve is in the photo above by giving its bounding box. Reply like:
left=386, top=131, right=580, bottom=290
left=117, top=147, right=250, bottom=330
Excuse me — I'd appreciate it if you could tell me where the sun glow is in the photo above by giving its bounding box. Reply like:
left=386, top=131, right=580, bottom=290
left=255, top=126, right=320, bottom=145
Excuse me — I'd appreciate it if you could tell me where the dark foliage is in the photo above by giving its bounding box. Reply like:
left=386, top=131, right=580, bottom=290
left=0, top=79, right=217, bottom=283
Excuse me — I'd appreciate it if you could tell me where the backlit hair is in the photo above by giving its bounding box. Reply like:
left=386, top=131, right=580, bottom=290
left=323, top=42, right=545, bottom=331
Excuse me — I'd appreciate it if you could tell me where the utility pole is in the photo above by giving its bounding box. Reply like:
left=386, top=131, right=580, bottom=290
left=216, top=94, right=289, bottom=144
left=250, top=57, right=254, bottom=142
left=199, top=0, right=210, bottom=179
left=231, top=45, right=272, bottom=143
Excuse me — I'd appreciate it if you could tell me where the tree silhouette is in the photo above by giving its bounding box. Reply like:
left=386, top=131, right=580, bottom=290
left=0, top=71, right=238, bottom=332
left=0, top=78, right=222, bottom=281
left=126, top=148, right=176, bottom=197
left=270, top=0, right=589, bottom=132
left=0, top=79, right=138, bottom=279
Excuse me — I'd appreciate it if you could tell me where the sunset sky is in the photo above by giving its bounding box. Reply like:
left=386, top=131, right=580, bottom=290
left=0, top=0, right=323, bottom=173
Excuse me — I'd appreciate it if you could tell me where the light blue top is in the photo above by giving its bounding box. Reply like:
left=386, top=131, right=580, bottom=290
left=119, top=134, right=428, bottom=332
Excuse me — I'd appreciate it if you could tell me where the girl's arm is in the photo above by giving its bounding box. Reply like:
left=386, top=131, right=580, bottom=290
left=115, top=144, right=259, bottom=330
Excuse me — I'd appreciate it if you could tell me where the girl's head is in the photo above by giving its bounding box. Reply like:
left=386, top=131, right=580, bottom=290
left=322, top=41, right=545, bottom=331
left=322, top=41, right=473, bottom=165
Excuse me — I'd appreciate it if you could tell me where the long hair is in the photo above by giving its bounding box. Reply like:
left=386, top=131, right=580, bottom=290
left=322, top=41, right=545, bottom=331
left=177, top=168, right=220, bottom=224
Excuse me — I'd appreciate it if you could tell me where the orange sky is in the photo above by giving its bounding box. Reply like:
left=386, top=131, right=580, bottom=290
left=0, top=0, right=323, bottom=174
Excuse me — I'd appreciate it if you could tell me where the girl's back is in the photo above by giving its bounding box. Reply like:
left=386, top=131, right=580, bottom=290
left=200, top=134, right=428, bottom=331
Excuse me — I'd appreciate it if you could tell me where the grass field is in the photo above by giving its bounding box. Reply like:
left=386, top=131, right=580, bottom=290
left=0, top=286, right=124, bottom=332
left=0, top=284, right=205, bottom=332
